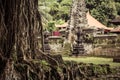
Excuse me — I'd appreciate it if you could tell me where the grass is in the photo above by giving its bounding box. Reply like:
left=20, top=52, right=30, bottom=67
left=63, top=56, right=120, bottom=68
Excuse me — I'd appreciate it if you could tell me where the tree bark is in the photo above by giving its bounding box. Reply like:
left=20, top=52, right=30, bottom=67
left=0, top=0, right=43, bottom=76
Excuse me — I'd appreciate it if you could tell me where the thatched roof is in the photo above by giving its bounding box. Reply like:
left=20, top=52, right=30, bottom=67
left=86, top=12, right=113, bottom=30
left=55, top=12, right=113, bottom=30
left=111, top=26, right=120, bottom=33
left=110, top=17, right=120, bottom=23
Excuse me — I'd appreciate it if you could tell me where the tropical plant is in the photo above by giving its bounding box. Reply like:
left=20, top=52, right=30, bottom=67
left=86, top=0, right=118, bottom=26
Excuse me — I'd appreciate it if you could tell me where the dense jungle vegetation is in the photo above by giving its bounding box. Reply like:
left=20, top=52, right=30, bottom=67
left=39, top=0, right=120, bottom=30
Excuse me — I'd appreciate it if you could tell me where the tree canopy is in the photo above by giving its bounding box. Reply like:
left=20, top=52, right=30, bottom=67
left=86, top=0, right=119, bottom=26
left=39, top=0, right=120, bottom=29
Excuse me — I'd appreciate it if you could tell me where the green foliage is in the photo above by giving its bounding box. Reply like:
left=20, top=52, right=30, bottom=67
left=39, top=0, right=120, bottom=28
left=63, top=57, right=120, bottom=68
left=47, top=21, right=56, bottom=32
left=40, top=60, right=49, bottom=66
left=57, top=67, right=62, bottom=73
left=86, top=0, right=119, bottom=26
left=49, top=0, right=72, bottom=22
left=62, top=42, right=71, bottom=55
left=55, top=19, right=65, bottom=24
left=93, top=65, right=108, bottom=75
left=39, top=0, right=72, bottom=22
left=115, top=2, right=120, bottom=15
left=38, top=0, right=53, bottom=29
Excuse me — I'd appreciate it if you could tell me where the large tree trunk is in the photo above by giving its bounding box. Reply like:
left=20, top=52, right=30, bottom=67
left=0, top=0, right=42, bottom=59
left=0, top=0, right=60, bottom=79
left=0, top=0, right=44, bottom=78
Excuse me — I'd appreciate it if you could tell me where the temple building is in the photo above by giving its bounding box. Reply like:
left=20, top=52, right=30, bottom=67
left=55, top=12, right=113, bottom=35
left=110, top=17, right=120, bottom=25
left=110, top=17, right=120, bottom=34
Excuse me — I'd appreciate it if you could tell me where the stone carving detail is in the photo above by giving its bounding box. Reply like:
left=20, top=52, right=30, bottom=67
left=68, top=0, right=87, bottom=55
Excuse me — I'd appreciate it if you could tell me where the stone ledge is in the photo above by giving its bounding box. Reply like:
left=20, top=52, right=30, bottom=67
left=113, top=57, right=120, bottom=63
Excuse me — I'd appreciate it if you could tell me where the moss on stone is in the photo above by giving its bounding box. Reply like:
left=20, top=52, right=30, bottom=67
left=11, top=59, right=120, bottom=79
